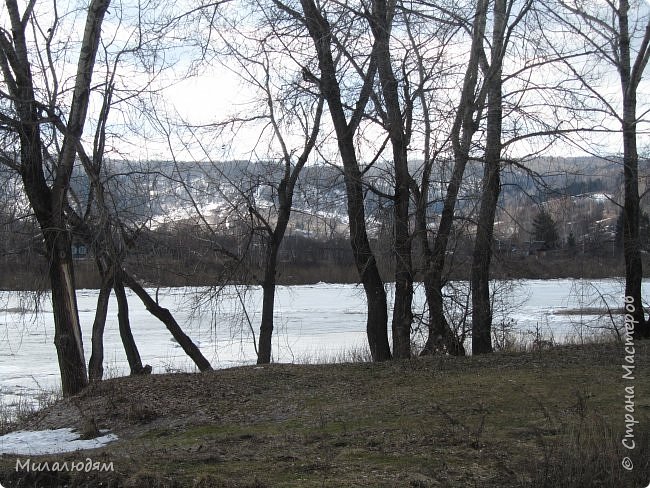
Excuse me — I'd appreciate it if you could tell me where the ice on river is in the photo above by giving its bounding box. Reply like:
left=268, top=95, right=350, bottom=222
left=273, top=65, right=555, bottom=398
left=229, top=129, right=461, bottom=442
left=0, top=279, right=646, bottom=409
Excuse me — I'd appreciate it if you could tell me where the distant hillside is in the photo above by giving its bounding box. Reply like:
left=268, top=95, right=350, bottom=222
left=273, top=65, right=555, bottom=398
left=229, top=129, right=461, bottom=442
left=58, top=155, right=641, bottom=238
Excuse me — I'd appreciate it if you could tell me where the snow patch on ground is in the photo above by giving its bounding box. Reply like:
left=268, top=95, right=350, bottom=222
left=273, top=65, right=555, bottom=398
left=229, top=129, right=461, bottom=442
left=0, top=428, right=117, bottom=455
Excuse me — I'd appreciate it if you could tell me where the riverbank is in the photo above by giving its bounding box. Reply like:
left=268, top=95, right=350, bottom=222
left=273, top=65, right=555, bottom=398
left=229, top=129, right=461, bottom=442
left=2, top=252, right=648, bottom=290
left=1, top=341, right=648, bottom=487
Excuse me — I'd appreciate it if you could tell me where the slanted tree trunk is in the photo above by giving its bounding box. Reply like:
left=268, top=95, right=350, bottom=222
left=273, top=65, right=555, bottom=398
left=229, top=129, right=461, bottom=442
left=66, top=200, right=197, bottom=375
left=123, top=272, right=213, bottom=372
left=295, top=0, right=392, bottom=361
left=114, top=274, right=148, bottom=374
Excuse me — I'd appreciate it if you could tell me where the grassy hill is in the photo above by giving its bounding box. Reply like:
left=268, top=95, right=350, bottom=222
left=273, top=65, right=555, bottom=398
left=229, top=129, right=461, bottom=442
left=1, top=341, right=649, bottom=487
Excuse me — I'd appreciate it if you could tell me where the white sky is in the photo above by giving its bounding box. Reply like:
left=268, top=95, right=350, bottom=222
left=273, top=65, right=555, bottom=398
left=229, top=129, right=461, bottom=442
left=1, top=0, right=648, bottom=162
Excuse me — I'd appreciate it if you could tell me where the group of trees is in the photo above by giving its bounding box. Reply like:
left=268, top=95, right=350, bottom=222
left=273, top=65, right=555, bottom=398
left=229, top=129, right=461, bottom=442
left=1, top=0, right=649, bottom=395
left=531, top=207, right=650, bottom=253
left=0, top=0, right=217, bottom=395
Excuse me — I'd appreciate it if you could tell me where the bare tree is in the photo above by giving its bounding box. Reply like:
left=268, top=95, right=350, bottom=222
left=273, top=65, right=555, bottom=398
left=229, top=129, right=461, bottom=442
left=0, top=0, right=111, bottom=395
left=545, top=0, right=650, bottom=338
left=253, top=97, right=325, bottom=363
left=67, top=111, right=214, bottom=378
left=211, top=10, right=329, bottom=363
left=470, top=0, right=537, bottom=355
left=136, top=5, right=328, bottom=363
left=3, top=0, right=219, bottom=381
left=471, top=0, right=507, bottom=355
left=362, top=0, right=414, bottom=358
left=414, top=0, right=488, bottom=356
left=272, top=0, right=393, bottom=361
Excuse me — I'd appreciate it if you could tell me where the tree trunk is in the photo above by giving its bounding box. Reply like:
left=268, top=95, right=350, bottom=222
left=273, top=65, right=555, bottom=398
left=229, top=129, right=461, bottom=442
left=1, top=0, right=110, bottom=396
left=622, top=96, right=647, bottom=338
left=47, top=232, right=89, bottom=395
left=371, top=0, right=412, bottom=359
left=123, top=272, right=213, bottom=372
left=114, top=275, right=148, bottom=374
left=422, top=159, right=472, bottom=356
left=10, top=64, right=89, bottom=397
left=422, top=273, right=466, bottom=356
left=255, top=93, right=321, bottom=363
left=297, top=0, right=391, bottom=361
left=257, top=241, right=279, bottom=364
left=470, top=160, right=500, bottom=355
left=471, top=0, right=506, bottom=355
left=341, top=146, right=392, bottom=361
left=619, top=0, right=648, bottom=338
left=419, top=0, right=487, bottom=356
left=88, top=273, right=113, bottom=381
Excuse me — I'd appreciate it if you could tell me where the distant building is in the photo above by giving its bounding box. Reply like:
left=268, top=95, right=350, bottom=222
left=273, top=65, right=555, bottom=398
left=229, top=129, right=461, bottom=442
left=72, top=242, right=88, bottom=259
left=528, top=240, right=548, bottom=256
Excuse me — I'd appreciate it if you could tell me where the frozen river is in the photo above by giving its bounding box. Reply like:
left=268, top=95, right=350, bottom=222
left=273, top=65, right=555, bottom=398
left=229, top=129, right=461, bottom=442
left=0, top=278, right=646, bottom=405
